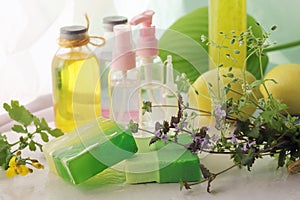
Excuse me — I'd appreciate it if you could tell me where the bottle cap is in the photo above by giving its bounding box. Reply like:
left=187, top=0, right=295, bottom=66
left=130, top=10, right=158, bottom=57
left=60, top=25, right=87, bottom=40
left=103, top=16, right=128, bottom=32
left=111, top=24, right=136, bottom=71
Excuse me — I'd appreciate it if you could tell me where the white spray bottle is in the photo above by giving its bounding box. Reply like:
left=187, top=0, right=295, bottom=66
left=130, top=10, right=164, bottom=129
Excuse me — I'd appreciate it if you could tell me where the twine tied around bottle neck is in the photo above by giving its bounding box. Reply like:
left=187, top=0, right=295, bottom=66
left=58, top=14, right=105, bottom=48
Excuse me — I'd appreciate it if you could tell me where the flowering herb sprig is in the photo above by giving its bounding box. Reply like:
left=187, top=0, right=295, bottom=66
left=0, top=100, right=63, bottom=178
left=129, top=24, right=300, bottom=193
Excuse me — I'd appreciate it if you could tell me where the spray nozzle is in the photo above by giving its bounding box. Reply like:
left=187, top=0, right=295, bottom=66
left=130, top=10, right=154, bottom=27
left=130, top=10, right=158, bottom=57
left=164, top=55, right=172, bottom=66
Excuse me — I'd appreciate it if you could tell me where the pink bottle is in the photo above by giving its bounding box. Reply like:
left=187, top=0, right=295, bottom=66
left=108, top=24, right=140, bottom=126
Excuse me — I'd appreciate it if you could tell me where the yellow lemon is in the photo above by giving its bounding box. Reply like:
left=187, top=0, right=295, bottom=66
left=188, top=68, right=261, bottom=121
left=260, top=63, right=300, bottom=115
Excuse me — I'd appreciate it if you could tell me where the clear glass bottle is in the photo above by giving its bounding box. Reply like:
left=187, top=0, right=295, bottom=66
left=52, top=25, right=101, bottom=133
left=108, top=24, right=140, bottom=126
left=209, top=0, right=246, bottom=69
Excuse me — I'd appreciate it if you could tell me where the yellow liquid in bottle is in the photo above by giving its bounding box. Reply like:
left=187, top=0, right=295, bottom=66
left=52, top=51, right=101, bottom=133
left=209, top=0, right=246, bottom=69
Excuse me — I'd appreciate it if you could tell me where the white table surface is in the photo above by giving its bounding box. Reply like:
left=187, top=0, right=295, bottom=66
left=0, top=107, right=300, bottom=200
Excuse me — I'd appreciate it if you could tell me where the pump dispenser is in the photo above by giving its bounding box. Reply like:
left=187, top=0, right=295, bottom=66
left=108, top=24, right=140, bottom=126
left=130, top=10, right=164, bottom=129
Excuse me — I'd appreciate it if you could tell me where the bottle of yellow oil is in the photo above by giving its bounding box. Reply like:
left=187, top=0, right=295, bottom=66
left=52, top=25, right=102, bottom=133
left=209, top=0, right=246, bottom=69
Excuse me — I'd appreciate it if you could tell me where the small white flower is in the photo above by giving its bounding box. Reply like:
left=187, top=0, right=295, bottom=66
left=200, top=35, right=207, bottom=42
left=242, top=83, right=252, bottom=94
left=181, top=73, right=186, bottom=79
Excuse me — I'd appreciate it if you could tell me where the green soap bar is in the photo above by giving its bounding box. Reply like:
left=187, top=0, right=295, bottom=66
left=125, top=134, right=201, bottom=184
left=44, top=117, right=138, bottom=184
left=125, top=151, right=159, bottom=183
left=43, top=117, right=120, bottom=173
left=158, top=147, right=201, bottom=183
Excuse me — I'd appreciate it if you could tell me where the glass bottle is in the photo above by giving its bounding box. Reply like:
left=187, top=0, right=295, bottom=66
left=209, top=0, right=246, bottom=69
left=52, top=25, right=101, bottom=133
left=108, top=24, right=140, bottom=126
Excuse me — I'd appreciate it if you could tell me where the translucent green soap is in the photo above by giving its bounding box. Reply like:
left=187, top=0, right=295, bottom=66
left=43, top=117, right=138, bottom=184
left=125, top=134, right=201, bottom=183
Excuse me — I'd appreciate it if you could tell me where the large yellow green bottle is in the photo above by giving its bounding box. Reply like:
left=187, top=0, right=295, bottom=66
left=52, top=25, right=101, bottom=133
left=209, top=0, right=246, bottom=69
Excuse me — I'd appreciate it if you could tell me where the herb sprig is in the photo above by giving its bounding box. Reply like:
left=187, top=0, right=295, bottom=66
left=0, top=100, right=63, bottom=178
left=129, top=24, right=300, bottom=192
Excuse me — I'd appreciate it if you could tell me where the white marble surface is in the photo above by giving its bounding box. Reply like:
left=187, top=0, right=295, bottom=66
left=0, top=144, right=299, bottom=200
left=0, top=106, right=300, bottom=200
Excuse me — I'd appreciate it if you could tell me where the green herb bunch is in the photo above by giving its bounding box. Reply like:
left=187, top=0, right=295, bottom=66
left=129, top=24, right=300, bottom=192
left=0, top=100, right=63, bottom=178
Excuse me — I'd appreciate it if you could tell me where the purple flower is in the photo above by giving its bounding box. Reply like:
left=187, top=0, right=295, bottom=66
left=213, top=104, right=226, bottom=130
left=248, top=141, right=256, bottom=147
left=242, top=143, right=248, bottom=152
left=214, top=104, right=226, bottom=118
left=161, top=134, right=169, bottom=142
left=155, top=129, right=162, bottom=137
left=173, top=120, right=188, bottom=132
left=241, top=141, right=256, bottom=152
left=231, top=133, right=237, bottom=144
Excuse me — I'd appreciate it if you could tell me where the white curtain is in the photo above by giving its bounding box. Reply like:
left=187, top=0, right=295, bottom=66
left=0, top=0, right=299, bottom=113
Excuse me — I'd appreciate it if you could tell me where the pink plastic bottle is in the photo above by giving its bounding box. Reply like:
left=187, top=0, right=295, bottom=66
left=108, top=24, right=140, bottom=126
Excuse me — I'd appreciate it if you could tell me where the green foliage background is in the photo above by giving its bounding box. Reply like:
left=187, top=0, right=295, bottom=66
left=158, top=7, right=268, bottom=83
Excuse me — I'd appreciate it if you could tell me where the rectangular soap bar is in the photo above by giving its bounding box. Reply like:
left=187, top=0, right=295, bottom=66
left=43, top=117, right=138, bottom=184
left=125, top=134, right=201, bottom=184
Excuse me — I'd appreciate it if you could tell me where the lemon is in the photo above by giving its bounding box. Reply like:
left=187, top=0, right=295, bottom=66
left=260, top=63, right=300, bottom=115
left=188, top=68, right=261, bottom=121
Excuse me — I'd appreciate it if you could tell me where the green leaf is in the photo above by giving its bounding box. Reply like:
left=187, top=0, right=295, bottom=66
left=36, top=143, right=43, bottom=152
left=159, top=7, right=268, bottom=83
left=179, top=179, right=184, bottom=191
left=49, top=128, right=64, bottom=137
left=128, top=120, right=139, bottom=133
left=278, top=150, right=286, bottom=168
left=40, top=131, right=49, bottom=142
left=3, top=100, right=33, bottom=127
left=142, top=101, right=152, bottom=115
left=0, top=136, right=10, bottom=168
left=241, top=148, right=255, bottom=170
left=29, top=140, right=36, bottom=151
left=246, top=53, right=269, bottom=80
left=11, top=124, right=27, bottom=133
left=248, top=126, right=259, bottom=138
left=40, top=118, right=49, bottom=130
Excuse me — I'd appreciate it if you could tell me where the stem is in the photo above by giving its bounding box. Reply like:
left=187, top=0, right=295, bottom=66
left=183, top=106, right=211, bottom=115
left=228, top=88, right=265, bottom=111
left=10, top=141, right=20, bottom=147
left=264, top=40, right=300, bottom=53
left=201, top=149, right=235, bottom=155
left=137, top=127, right=187, bottom=148
left=215, top=162, right=239, bottom=176
left=152, top=104, right=178, bottom=108
left=187, top=162, right=240, bottom=187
